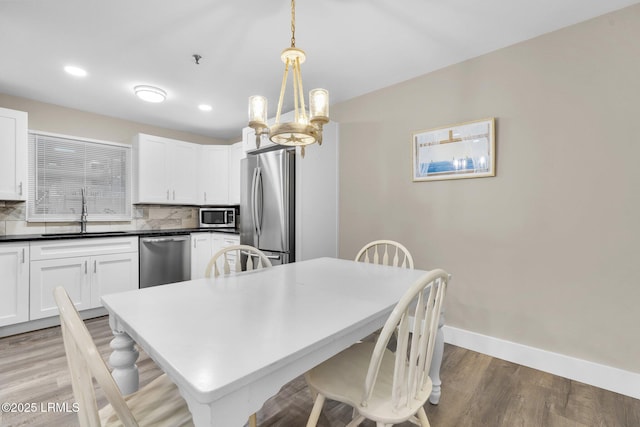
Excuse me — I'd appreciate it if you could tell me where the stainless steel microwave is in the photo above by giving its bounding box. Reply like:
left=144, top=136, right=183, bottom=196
left=199, top=207, right=236, bottom=228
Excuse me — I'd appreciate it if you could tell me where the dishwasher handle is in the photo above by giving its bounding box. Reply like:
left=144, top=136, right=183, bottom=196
left=142, top=236, right=190, bottom=243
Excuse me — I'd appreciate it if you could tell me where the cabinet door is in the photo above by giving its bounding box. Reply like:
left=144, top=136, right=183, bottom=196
left=171, top=142, right=198, bottom=204
left=91, top=253, right=139, bottom=307
left=190, top=233, right=213, bottom=279
left=136, top=135, right=170, bottom=203
left=0, top=108, right=27, bottom=201
left=198, top=145, right=229, bottom=205
left=0, top=244, right=29, bottom=327
left=30, top=257, right=91, bottom=320
left=228, top=142, right=243, bottom=205
left=212, top=233, right=240, bottom=271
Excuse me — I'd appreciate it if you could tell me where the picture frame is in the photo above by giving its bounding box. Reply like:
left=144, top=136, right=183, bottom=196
left=412, top=118, right=496, bottom=182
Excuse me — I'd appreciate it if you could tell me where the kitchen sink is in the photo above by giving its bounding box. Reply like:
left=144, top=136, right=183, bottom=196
left=42, top=231, right=129, bottom=237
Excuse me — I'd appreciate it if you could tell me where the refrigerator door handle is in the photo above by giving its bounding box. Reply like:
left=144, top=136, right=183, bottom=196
left=255, top=166, right=263, bottom=236
left=251, top=166, right=261, bottom=236
left=242, top=250, right=281, bottom=261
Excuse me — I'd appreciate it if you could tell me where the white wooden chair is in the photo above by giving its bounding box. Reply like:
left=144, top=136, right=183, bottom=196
left=53, top=286, right=193, bottom=427
left=304, top=269, right=449, bottom=427
left=204, top=244, right=273, bottom=278
left=355, top=240, right=414, bottom=269
left=203, top=244, right=272, bottom=427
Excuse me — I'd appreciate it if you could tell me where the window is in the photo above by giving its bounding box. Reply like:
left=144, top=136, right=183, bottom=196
left=28, top=131, right=131, bottom=222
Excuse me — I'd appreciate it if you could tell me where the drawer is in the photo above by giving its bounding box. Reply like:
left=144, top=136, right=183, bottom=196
left=30, top=237, right=138, bottom=261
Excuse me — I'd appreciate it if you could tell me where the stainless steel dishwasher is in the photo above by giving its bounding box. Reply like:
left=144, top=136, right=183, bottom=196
left=139, top=235, right=191, bottom=288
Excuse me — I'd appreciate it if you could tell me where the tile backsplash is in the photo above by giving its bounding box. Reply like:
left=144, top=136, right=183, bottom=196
left=0, top=201, right=199, bottom=236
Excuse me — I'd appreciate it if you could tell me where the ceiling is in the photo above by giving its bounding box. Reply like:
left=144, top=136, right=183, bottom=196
left=1, top=0, right=638, bottom=141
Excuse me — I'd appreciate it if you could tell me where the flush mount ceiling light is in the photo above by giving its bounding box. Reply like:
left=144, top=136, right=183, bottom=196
left=248, top=0, right=329, bottom=157
left=198, top=104, right=213, bottom=112
left=134, top=85, right=167, bottom=103
left=64, top=65, right=87, bottom=77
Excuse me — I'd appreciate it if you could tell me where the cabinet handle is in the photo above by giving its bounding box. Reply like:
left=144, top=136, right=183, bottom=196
left=18, top=182, right=23, bottom=196
left=204, top=192, right=207, bottom=203
left=84, top=260, right=88, bottom=274
left=167, top=190, right=170, bottom=200
left=94, top=260, right=97, bottom=274
left=173, top=190, right=176, bottom=200
left=21, top=248, right=25, bottom=263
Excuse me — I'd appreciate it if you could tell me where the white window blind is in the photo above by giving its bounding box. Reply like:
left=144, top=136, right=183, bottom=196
left=28, top=132, right=132, bottom=222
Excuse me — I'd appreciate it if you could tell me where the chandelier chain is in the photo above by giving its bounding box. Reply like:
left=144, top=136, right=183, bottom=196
left=290, top=0, right=296, bottom=47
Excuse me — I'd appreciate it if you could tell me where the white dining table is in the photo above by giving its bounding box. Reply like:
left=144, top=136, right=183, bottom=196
left=101, top=257, right=445, bottom=427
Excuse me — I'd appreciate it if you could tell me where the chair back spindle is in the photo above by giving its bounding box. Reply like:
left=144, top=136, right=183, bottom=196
left=362, top=270, right=448, bottom=411
left=355, top=240, right=414, bottom=269
left=204, top=244, right=273, bottom=278
left=54, top=287, right=139, bottom=427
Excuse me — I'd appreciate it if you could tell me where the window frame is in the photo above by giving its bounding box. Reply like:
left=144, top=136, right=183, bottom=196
left=27, top=130, right=132, bottom=223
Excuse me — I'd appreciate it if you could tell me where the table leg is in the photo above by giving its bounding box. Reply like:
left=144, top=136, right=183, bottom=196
left=428, top=308, right=445, bottom=404
left=109, top=330, right=139, bottom=395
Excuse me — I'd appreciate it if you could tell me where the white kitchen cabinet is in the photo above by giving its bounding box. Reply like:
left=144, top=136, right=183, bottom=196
left=172, top=141, right=199, bottom=204
left=190, top=232, right=213, bottom=280
left=198, top=142, right=243, bottom=206
left=0, top=243, right=29, bottom=327
left=216, top=234, right=240, bottom=272
left=29, top=237, right=138, bottom=320
left=134, top=133, right=198, bottom=205
left=198, top=145, right=229, bottom=205
left=0, top=107, right=27, bottom=201
left=30, top=256, right=92, bottom=319
left=190, top=232, right=239, bottom=279
left=90, top=252, right=140, bottom=307
left=228, top=141, right=243, bottom=205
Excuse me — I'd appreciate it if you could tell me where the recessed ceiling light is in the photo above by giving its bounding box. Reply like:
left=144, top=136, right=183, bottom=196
left=64, top=65, right=87, bottom=77
left=198, top=104, right=212, bottom=112
left=134, top=85, right=167, bottom=103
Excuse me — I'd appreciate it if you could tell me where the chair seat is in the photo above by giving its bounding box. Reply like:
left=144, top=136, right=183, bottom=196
left=305, top=342, right=433, bottom=424
left=99, top=373, right=194, bottom=427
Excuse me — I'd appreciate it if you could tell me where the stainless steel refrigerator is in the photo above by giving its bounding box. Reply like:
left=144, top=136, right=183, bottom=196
left=240, top=148, right=295, bottom=265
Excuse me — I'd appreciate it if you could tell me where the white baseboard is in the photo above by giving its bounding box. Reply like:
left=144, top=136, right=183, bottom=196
left=443, top=325, right=640, bottom=400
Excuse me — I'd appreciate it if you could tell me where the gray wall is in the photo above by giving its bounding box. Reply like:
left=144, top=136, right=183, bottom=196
left=333, top=5, right=640, bottom=373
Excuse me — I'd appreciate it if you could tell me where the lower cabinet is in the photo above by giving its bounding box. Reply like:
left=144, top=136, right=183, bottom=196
left=29, top=237, right=139, bottom=320
left=0, top=243, right=29, bottom=327
left=190, top=232, right=240, bottom=279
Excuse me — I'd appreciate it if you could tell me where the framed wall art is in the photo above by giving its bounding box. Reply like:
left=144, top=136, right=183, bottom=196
left=412, top=118, right=495, bottom=182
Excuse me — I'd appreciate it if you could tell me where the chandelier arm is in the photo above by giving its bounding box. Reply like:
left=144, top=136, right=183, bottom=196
left=276, top=58, right=291, bottom=125
left=294, top=57, right=308, bottom=122
left=293, top=60, right=300, bottom=123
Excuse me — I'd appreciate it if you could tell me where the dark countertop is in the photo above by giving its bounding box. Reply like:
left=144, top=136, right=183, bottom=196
left=0, top=228, right=239, bottom=243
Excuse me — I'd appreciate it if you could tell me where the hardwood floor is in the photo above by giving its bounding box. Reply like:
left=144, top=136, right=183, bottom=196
left=1, top=316, right=639, bottom=427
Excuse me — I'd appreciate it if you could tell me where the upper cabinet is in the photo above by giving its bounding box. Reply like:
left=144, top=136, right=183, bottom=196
left=197, top=141, right=243, bottom=206
left=133, top=133, right=198, bottom=205
left=0, top=107, right=27, bottom=201
left=198, top=145, right=229, bottom=205
left=228, top=141, right=243, bottom=205
left=134, top=133, right=243, bottom=207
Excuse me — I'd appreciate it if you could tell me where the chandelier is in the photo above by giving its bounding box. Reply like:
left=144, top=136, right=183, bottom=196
left=248, top=0, right=329, bottom=157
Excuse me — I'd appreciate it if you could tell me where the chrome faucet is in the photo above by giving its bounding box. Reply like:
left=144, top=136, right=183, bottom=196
left=80, top=187, right=88, bottom=233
